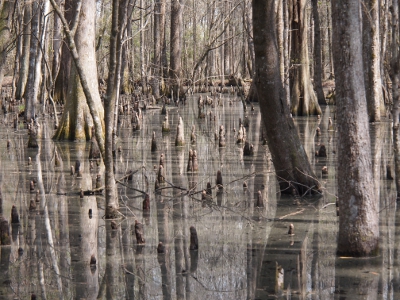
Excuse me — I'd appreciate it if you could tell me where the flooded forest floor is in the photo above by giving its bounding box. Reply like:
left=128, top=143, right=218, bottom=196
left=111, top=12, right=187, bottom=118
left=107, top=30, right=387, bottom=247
left=0, top=93, right=398, bottom=299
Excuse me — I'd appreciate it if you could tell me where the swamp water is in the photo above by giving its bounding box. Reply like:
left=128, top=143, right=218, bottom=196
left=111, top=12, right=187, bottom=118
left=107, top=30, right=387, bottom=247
left=0, top=94, right=397, bottom=299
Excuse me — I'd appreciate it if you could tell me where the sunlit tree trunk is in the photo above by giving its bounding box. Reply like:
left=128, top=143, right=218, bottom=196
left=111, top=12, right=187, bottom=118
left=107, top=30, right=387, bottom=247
left=53, top=0, right=105, bottom=142
left=253, top=0, right=320, bottom=194
left=332, top=0, right=379, bottom=256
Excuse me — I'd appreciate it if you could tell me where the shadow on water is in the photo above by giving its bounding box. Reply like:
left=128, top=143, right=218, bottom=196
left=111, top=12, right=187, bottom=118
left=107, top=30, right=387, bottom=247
left=0, top=96, right=398, bottom=299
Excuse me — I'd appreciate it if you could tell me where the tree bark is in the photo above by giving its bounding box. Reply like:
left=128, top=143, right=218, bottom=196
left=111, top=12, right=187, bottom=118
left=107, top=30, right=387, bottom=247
left=51, top=0, right=105, bottom=157
left=289, top=0, right=322, bottom=116
left=15, top=1, right=31, bottom=100
left=363, top=0, right=384, bottom=122
left=391, top=0, right=400, bottom=200
left=311, top=0, right=326, bottom=105
left=332, top=0, right=379, bottom=256
left=170, top=0, right=184, bottom=96
left=253, top=0, right=320, bottom=195
left=24, top=1, right=40, bottom=121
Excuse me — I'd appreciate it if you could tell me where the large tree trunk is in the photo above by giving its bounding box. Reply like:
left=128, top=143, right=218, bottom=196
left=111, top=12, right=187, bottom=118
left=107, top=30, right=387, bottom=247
left=15, top=1, right=31, bottom=100
left=0, top=1, right=11, bottom=91
left=253, top=0, right=320, bottom=195
left=311, top=0, right=326, bottom=105
left=391, top=0, right=400, bottom=200
left=151, top=0, right=163, bottom=98
left=332, top=0, right=379, bottom=256
left=53, top=0, right=105, bottom=142
left=170, top=0, right=184, bottom=97
left=289, top=0, right=321, bottom=116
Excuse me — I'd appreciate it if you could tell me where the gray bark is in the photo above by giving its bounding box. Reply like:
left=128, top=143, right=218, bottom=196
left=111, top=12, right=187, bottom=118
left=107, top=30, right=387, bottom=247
left=253, top=0, right=320, bottom=194
left=332, top=0, right=379, bottom=256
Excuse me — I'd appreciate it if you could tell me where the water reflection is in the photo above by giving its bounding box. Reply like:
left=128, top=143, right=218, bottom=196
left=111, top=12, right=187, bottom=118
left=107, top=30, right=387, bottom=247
left=0, top=96, right=398, bottom=299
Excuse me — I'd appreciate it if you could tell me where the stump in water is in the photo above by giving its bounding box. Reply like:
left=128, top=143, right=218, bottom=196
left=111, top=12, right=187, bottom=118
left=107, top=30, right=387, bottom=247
left=143, top=194, right=150, bottom=211
left=189, top=226, right=198, bottom=250
left=236, top=124, right=246, bottom=144
left=192, top=150, right=199, bottom=172
left=157, top=241, right=165, bottom=254
left=0, top=217, right=10, bottom=245
left=90, top=254, right=96, bottom=265
left=162, top=113, right=170, bottom=133
left=198, top=96, right=205, bottom=118
left=256, top=190, right=264, bottom=207
left=190, top=125, right=196, bottom=144
left=11, top=205, right=19, bottom=224
left=243, top=141, right=254, bottom=156
left=288, top=224, right=294, bottom=235
left=216, top=170, right=223, bottom=190
left=159, top=153, right=165, bottom=168
left=187, top=149, right=193, bottom=172
left=206, top=182, right=212, bottom=195
left=175, top=116, right=185, bottom=146
left=158, top=165, right=165, bottom=184
left=151, top=132, right=158, bottom=152
left=316, top=144, right=327, bottom=157
left=134, top=220, right=145, bottom=244
left=218, top=125, right=226, bottom=147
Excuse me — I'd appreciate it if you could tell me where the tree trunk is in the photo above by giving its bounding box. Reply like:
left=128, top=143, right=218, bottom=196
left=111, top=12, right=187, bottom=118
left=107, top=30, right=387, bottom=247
left=391, top=0, right=400, bottom=200
left=363, top=0, right=384, bottom=122
left=332, top=0, right=379, bottom=256
left=253, top=0, right=320, bottom=195
left=51, top=0, right=64, bottom=91
left=52, top=0, right=105, bottom=147
left=290, top=0, right=322, bottom=116
left=170, top=0, right=184, bottom=96
left=24, top=1, right=40, bottom=121
left=0, top=0, right=11, bottom=91
left=152, top=0, right=163, bottom=98
left=15, top=1, right=31, bottom=100
left=104, top=0, right=129, bottom=219
left=311, top=0, right=326, bottom=105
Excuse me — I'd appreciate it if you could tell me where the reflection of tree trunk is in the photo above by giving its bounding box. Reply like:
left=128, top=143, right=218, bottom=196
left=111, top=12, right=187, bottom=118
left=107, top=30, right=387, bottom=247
left=156, top=192, right=172, bottom=299
left=121, top=220, right=135, bottom=299
left=173, top=149, right=185, bottom=299
left=105, top=222, right=125, bottom=299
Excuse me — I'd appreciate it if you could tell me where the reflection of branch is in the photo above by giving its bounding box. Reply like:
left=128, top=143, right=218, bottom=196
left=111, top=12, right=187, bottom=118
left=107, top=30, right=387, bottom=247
left=190, top=274, right=246, bottom=293
left=278, top=208, right=305, bottom=220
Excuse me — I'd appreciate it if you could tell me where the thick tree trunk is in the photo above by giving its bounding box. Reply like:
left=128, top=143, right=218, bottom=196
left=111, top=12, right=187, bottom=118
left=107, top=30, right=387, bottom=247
left=0, top=1, right=11, bottom=91
left=290, top=0, right=321, bottom=116
left=52, top=0, right=105, bottom=149
left=253, top=0, right=320, bottom=195
left=170, top=0, right=184, bottom=97
left=152, top=0, right=163, bottom=98
left=311, top=0, right=326, bottom=105
left=332, top=0, right=379, bottom=256
left=391, top=0, right=400, bottom=200
left=15, top=1, right=31, bottom=100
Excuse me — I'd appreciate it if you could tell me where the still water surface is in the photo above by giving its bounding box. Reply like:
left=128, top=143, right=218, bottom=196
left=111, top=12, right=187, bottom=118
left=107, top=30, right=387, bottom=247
left=0, top=95, right=397, bottom=299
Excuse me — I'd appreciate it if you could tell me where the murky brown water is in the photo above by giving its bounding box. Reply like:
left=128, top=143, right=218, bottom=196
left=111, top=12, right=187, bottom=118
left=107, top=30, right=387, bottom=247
left=0, top=95, right=397, bottom=299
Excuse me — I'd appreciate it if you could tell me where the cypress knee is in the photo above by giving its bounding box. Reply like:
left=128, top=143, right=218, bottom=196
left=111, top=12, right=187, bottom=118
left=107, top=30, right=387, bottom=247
left=189, top=226, right=198, bottom=250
